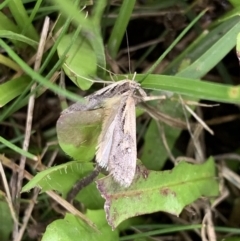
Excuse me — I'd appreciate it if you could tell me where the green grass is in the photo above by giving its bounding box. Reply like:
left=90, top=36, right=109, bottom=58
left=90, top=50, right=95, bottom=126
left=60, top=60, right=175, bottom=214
left=1, top=1, right=240, bottom=241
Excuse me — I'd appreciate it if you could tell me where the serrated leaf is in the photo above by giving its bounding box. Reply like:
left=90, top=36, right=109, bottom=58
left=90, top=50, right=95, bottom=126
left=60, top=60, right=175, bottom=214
left=57, top=33, right=98, bottom=90
left=56, top=109, right=104, bottom=161
left=42, top=211, right=118, bottom=241
left=22, top=161, right=104, bottom=209
left=96, top=158, right=219, bottom=229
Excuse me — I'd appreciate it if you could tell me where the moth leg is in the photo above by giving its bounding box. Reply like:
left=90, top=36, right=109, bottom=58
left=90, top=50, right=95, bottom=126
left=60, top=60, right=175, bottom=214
left=66, top=166, right=100, bottom=203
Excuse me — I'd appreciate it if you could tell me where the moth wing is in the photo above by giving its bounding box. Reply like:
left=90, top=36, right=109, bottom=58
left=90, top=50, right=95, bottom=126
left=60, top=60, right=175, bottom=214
left=108, top=96, right=137, bottom=187
left=96, top=97, right=122, bottom=168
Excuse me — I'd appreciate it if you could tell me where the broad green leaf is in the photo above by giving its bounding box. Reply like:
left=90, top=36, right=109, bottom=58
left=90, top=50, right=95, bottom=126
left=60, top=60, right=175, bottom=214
left=0, top=191, right=13, bottom=241
left=56, top=109, right=104, bottom=161
left=22, top=161, right=104, bottom=209
left=0, top=76, right=31, bottom=107
left=42, top=212, right=118, bottom=241
left=57, top=33, right=98, bottom=90
left=96, top=158, right=219, bottom=229
left=141, top=121, right=178, bottom=170
left=141, top=95, right=186, bottom=170
left=52, top=0, right=106, bottom=78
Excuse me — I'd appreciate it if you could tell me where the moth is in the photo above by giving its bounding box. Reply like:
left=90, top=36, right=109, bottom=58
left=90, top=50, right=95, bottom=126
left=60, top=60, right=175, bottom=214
left=61, top=79, right=147, bottom=187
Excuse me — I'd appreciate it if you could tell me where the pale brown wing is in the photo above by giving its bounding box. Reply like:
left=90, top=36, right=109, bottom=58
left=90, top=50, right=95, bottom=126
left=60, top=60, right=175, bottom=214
left=108, top=95, right=137, bottom=187
left=95, top=96, right=122, bottom=168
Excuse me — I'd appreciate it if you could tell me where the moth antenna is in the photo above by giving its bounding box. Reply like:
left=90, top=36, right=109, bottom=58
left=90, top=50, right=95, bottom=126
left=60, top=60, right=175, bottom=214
left=132, top=72, right=137, bottom=81
left=64, top=63, right=114, bottom=85
left=97, top=63, right=117, bottom=80
left=125, top=30, right=131, bottom=74
left=97, top=63, right=120, bottom=85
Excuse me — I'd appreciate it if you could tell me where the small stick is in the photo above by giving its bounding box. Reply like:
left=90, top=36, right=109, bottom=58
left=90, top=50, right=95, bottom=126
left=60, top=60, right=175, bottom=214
left=13, top=17, right=50, bottom=241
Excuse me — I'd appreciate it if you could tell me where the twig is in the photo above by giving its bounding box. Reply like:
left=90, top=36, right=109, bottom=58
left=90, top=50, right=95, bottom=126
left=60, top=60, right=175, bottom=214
left=201, top=205, right=216, bottom=241
left=156, top=121, right=176, bottom=164
left=14, top=17, right=50, bottom=241
left=0, top=154, right=98, bottom=232
left=0, top=161, right=18, bottom=224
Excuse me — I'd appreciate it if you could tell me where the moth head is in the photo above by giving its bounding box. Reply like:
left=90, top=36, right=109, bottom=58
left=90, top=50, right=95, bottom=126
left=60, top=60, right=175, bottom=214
left=127, top=80, right=147, bottom=98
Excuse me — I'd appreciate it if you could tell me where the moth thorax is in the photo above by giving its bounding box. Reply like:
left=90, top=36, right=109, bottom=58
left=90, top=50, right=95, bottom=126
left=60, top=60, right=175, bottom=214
left=129, top=81, right=140, bottom=91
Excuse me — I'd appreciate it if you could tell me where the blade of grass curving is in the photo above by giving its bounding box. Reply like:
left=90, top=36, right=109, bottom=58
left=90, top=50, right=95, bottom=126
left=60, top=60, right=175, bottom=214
left=91, top=0, right=107, bottom=26
left=138, top=74, right=240, bottom=104
left=0, top=54, right=21, bottom=71
left=216, top=6, right=240, bottom=24
left=0, top=0, right=11, bottom=10
left=0, top=39, right=84, bottom=102
left=0, top=37, right=77, bottom=120
left=0, top=12, right=19, bottom=32
left=0, top=76, right=31, bottom=107
left=22, top=0, right=43, bottom=36
left=177, top=18, right=240, bottom=78
left=107, top=0, right=136, bottom=58
left=1, top=30, right=80, bottom=120
left=0, top=79, right=35, bottom=122
left=140, top=8, right=208, bottom=82
left=0, top=131, right=35, bottom=150
left=7, top=0, right=38, bottom=40
left=164, top=16, right=240, bottom=74
left=120, top=224, right=202, bottom=240
left=1, top=25, right=85, bottom=120
left=0, top=30, right=38, bottom=48
left=0, top=136, right=37, bottom=161
left=120, top=225, right=240, bottom=240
